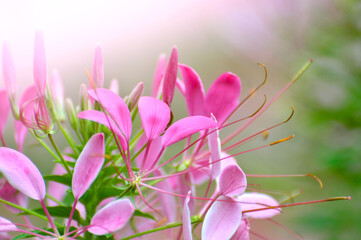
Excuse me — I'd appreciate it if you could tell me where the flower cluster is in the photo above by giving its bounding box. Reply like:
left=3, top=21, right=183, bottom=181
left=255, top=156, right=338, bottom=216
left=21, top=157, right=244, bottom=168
left=0, top=32, right=350, bottom=240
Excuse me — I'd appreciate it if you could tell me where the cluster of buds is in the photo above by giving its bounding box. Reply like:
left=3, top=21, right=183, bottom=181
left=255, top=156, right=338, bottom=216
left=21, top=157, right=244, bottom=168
left=0, top=32, right=350, bottom=240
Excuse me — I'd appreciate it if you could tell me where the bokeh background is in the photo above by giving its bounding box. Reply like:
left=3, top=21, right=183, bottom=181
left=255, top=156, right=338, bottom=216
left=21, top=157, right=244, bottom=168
left=0, top=0, right=360, bottom=239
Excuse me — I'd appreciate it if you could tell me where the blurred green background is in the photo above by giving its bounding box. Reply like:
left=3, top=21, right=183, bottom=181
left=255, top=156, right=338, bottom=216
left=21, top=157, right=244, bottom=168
left=1, top=0, right=360, bottom=239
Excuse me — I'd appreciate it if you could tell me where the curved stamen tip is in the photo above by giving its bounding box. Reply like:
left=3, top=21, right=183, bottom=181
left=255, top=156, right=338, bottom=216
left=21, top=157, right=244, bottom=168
left=305, top=173, right=323, bottom=189
left=256, top=62, right=268, bottom=86
left=270, top=135, right=295, bottom=146
left=309, top=58, right=313, bottom=63
left=347, top=196, right=352, bottom=200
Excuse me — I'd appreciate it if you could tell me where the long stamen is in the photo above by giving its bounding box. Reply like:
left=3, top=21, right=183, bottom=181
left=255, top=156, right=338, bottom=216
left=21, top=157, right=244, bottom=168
left=243, top=196, right=351, bottom=214
left=11, top=222, right=56, bottom=236
left=144, top=143, right=271, bottom=181
left=222, top=59, right=312, bottom=146
left=135, top=183, right=161, bottom=217
left=246, top=173, right=323, bottom=189
left=222, top=107, right=294, bottom=152
left=220, top=62, right=268, bottom=126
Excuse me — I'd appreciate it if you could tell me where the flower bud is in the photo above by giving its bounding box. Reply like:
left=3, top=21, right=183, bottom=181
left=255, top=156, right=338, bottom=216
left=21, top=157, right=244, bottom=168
left=79, top=83, right=89, bottom=111
left=127, top=82, right=143, bottom=111
left=65, top=98, right=78, bottom=130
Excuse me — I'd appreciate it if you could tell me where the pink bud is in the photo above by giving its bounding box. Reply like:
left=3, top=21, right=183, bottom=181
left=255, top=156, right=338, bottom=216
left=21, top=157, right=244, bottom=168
left=162, top=46, right=178, bottom=106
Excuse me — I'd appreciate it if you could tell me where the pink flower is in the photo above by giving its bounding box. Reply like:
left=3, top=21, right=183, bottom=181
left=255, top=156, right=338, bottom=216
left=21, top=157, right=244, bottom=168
left=179, top=64, right=241, bottom=124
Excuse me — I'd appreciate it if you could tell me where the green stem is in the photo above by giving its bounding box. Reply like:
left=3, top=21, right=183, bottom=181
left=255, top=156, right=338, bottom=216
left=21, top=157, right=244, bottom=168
left=120, top=219, right=201, bottom=240
left=48, top=134, right=72, bottom=175
left=117, top=185, right=134, bottom=199
left=0, top=199, right=62, bottom=227
left=57, top=121, right=79, bottom=154
left=129, top=129, right=144, bottom=152
left=30, top=131, right=60, bottom=161
left=46, top=194, right=64, bottom=206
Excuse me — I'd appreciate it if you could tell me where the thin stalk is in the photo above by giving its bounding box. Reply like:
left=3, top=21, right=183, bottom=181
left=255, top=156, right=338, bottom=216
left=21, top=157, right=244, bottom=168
left=0, top=199, right=49, bottom=222
left=30, top=131, right=59, bottom=161
left=57, top=121, right=79, bottom=154
left=120, top=219, right=202, bottom=240
left=46, top=194, right=65, bottom=206
left=48, top=134, right=72, bottom=175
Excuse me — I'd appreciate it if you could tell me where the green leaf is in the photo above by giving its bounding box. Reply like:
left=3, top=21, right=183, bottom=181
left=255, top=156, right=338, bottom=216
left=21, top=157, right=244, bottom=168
left=20, top=206, right=82, bottom=223
left=43, top=174, right=72, bottom=186
left=133, top=209, right=156, bottom=221
left=94, top=234, right=115, bottom=240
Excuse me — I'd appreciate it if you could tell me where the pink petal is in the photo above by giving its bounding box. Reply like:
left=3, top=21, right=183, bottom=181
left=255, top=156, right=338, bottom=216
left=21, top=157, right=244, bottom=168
left=0, top=217, right=17, bottom=231
left=91, top=43, right=104, bottom=88
left=208, top=126, right=221, bottom=179
left=205, top=72, right=241, bottom=123
left=162, top=116, right=217, bottom=147
left=78, top=110, right=127, bottom=150
left=33, top=31, right=47, bottom=96
left=182, top=191, right=192, bottom=240
left=238, top=193, right=280, bottom=219
left=89, top=198, right=135, bottom=235
left=136, top=135, right=163, bottom=173
left=179, top=64, right=206, bottom=116
left=202, top=196, right=242, bottom=240
left=2, top=41, right=17, bottom=100
left=0, top=147, right=45, bottom=200
left=219, top=165, right=247, bottom=197
left=230, top=218, right=250, bottom=240
left=138, top=96, right=170, bottom=140
left=15, top=85, right=37, bottom=151
left=88, top=88, right=132, bottom=141
left=0, top=89, right=10, bottom=138
left=72, top=133, right=105, bottom=199
left=152, top=54, right=166, bottom=98
left=162, top=46, right=178, bottom=106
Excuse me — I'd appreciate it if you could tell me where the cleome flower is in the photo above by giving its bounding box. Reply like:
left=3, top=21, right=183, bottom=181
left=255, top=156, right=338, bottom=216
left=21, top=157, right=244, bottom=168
left=0, top=32, right=350, bottom=240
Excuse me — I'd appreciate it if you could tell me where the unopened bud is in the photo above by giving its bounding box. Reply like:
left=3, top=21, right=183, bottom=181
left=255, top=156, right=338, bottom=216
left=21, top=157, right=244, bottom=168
left=65, top=98, right=78, bottom=130
left=127, top=82, right=143, bottom=110
left=79, top=83, right=89, bottom=111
